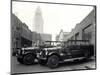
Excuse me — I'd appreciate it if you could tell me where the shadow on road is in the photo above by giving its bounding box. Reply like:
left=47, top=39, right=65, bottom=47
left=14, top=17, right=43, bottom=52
left=59, top=58, right=95, bottom=68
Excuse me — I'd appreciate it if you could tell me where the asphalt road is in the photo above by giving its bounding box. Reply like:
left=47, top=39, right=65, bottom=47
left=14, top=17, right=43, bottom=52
left=11, top=56, right=96, bottom=74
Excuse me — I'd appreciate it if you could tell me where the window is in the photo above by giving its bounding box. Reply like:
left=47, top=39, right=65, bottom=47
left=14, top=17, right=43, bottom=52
left=82, top=24, right=92, bottom=43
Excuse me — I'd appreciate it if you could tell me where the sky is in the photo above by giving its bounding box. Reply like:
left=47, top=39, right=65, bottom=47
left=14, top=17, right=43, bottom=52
left=12, top=1, right=93, bottom=40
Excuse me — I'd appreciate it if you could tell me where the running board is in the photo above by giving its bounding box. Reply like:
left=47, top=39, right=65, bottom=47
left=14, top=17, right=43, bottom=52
left=63, top=57, right=85, bottom=62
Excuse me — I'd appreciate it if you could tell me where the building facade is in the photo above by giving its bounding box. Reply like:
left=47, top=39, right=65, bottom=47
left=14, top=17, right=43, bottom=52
left=32, top=32, right=52, bottom=46
left=21, top=23, right=33, bottom=47
left=11, top=13, right=33, bottom=55
left=34, top=6, right=44, bottom=33
left=11, top=13, right=22, bottom=55
left=56, top=29, right=70, bottom=41
left=65, top=8, right=96, bottom=46
left=40, top=33, right=52, bottom=42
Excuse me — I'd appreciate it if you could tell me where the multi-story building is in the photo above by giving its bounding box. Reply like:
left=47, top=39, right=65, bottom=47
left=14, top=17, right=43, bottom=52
left=56, top=29, right=70, bottom=41
left=11, top=13, right=33, bottom=55
left=56, top=35, right=59, bottom=41
left=65, top=8, right=96, bottom=46
left=32, top=6, right=52, bottom=45
left=21, top=23, right=32, bottom=47
left=11, top=13, right=22, bottom=55
left=11, top=13, right=51, bottom=55
left=34, top=6, right=44, bottom=33
left=40, top=33, right=52, bottom=42
left=32, top=32, right=52, bottom=46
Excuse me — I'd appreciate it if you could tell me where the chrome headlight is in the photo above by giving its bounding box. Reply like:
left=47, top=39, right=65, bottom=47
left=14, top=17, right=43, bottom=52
left=43, top=48, right=48, bottom=55
left=21, top=48, right=25, bottom=54
left=22, top=48, right=24, bottom=50
left=45, top=50, right=48, bottom=55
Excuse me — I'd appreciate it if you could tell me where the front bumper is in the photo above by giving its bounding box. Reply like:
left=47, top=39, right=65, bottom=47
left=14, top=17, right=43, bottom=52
left=37, top=53, right=47, bottom=60
left=16, top=54, right=23, bottom=59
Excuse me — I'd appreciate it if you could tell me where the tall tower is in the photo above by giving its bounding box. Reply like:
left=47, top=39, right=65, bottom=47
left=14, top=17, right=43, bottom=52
left=34, top=6, right=44, bottom=33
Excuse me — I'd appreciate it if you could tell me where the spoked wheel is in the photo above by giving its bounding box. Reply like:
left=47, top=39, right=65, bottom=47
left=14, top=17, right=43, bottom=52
left=23, top=54, right=35, bottom=65
left=47, top=55, right=59, bottom=69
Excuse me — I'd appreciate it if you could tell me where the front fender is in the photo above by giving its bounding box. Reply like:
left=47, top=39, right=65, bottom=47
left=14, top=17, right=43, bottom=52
left=48, top=52, right=57, bottom=56
left=23, top=52, right=37, bottom=58
left=47, top=52, right=61, bottom=60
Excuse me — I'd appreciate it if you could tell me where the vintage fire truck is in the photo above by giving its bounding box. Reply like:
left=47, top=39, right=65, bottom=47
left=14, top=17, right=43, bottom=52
left=16, top=43, right=55, bottom=65
left=37, top=40, right=94, bottom=68
left=16, top=46, right=40, bottom=65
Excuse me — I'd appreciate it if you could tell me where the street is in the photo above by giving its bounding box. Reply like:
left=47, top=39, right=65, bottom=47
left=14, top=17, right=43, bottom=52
left=11, top=56, right=96, bottom=74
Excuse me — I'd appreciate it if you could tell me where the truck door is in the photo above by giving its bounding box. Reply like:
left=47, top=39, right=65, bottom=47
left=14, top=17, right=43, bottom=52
left=60, top=47, right=72, bottom=59
left=70, top=45, right=82, bottom=58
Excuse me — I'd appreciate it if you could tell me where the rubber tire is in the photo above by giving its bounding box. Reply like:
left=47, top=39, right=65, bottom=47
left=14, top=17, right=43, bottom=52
left=47, top=55, right=59, bottom=69
left=23, top=54, right=35, bottom=65
left=38, top=59, right=47, bottom=65
left=17, top=57, right=24, bottom=64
